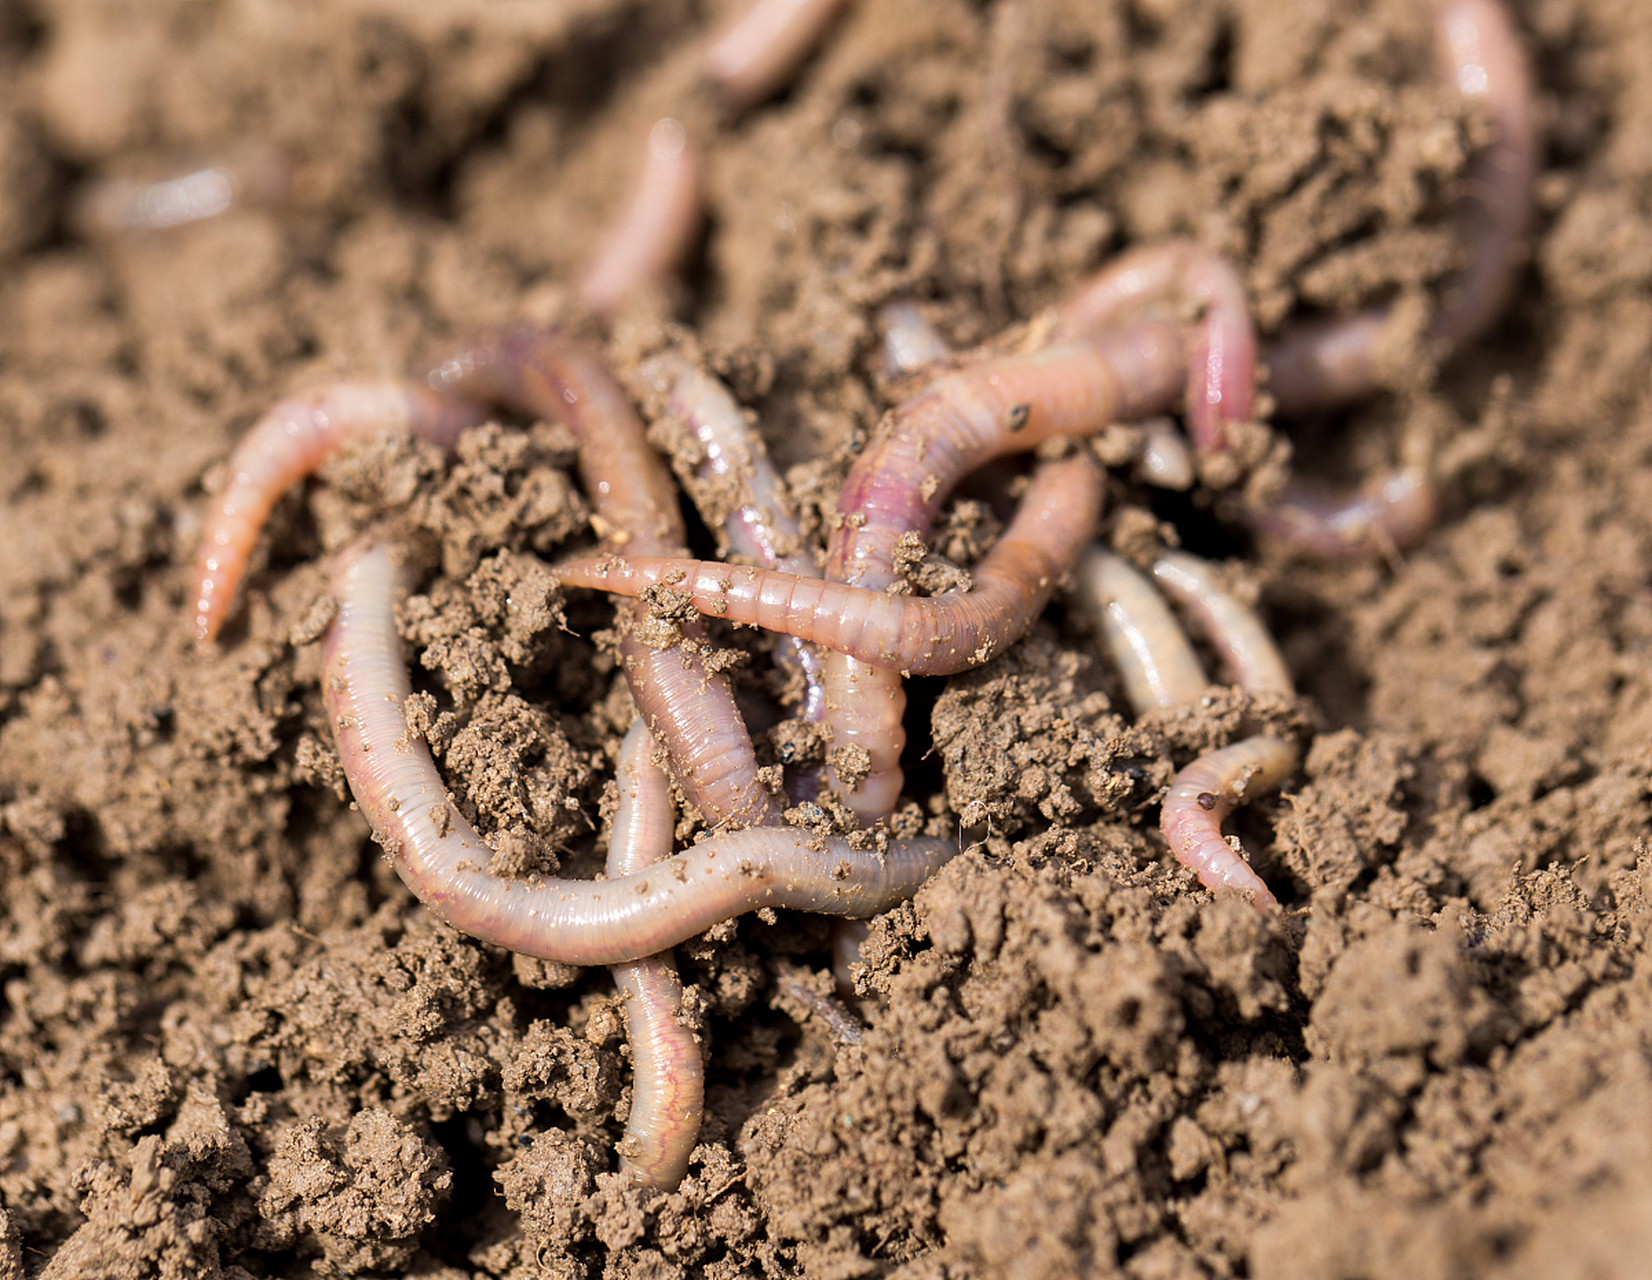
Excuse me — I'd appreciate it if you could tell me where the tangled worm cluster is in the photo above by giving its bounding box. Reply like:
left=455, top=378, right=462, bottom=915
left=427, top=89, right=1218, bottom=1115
left=187, top=0, right=1534, bottom=1190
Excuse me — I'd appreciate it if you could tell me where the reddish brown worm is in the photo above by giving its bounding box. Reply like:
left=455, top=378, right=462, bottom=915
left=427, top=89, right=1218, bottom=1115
left=321, top=540, right=956, bottom=966
left=1074, top=549, right=1206, bottom=713
left=824, top=322, right=1185, bottom=817
left=190, top=382, right=484, bottom=647
left=607, top=721, right=703, bottom=1188
left=1266, top=0, right=1537, bottom=415
left=551, top=451, right=1104, bottom=676
left=703, top=0, right=847, bottom=111
left=578, top=119, right=703, bottom=317
left=878, top=299, right=1201, bottom=494
left=643, top=352, right=828, bottom=721
left=428, top=327, right=780, bottom=830
left=191, top=328, right=776, bottom=828
left=1055, top=241, right=1258, bottom=454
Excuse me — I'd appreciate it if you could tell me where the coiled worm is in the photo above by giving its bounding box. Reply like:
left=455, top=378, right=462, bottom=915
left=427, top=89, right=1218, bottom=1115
left=429, top=327, right=781, bottom=829
left=321, top=540, right=955, bottom=967
left=550, top=450, right=1104, bottom=678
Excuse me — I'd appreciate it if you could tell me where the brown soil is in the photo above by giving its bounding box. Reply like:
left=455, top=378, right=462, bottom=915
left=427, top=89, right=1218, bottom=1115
left=2, top=0, right=1650, bottom=1276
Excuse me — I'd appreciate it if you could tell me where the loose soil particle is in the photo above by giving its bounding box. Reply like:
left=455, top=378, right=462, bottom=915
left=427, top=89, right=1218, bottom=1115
left=1, top=1, right=1650, bottom=1277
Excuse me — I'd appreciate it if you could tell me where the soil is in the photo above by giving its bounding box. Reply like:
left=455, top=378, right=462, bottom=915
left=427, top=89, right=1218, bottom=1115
left=1, top=0, right=1650, bottom=1276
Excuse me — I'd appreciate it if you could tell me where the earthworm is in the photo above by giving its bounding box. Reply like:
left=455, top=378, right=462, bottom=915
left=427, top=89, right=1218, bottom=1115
left=1266, top=0, right=1536, bottom=415
left=190, top=382, right=485, bottom=647
left=607, top=720, right=703, bottom=1188
left=877, top=299, right=1198, bottom=491
left=320, top=540, right=956, bottom=966
left=549, top=450, right=1104, bottom=677
left=1055, top=241, right=1257, bottom=453
left=1137, top=420, right=1195, bottom=491
left=74, top=148, right=294, bottom=237
left=877, top=300, right=952, bottom=379
left=1149, top=552, right=1294, bottom=700
left=1074, top=549, right=1205, bottom=714
left=1159, top=735, right=1296, bottom=910
left=703, top=0, right=847, bottom=112
left=825, top=322, right=1186, bottom=817
left=563, top=324, right=1182, bottom=818
left=774, top=962, right=864, bottom=1045
left=1146, top=551, right=1297, bottom=911
left=578, top=119, right=703, bottom=317
left=1243, top=467, right=1439, bottom=558
left=429, top=327, right=779, bottom=829
left=642, top=351, right=828, bottom=720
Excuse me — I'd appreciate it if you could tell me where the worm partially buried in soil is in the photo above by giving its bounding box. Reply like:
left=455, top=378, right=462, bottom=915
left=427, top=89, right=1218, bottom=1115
left=181, top=0, right=1538, bottom=1191
left=321, top=539, right=954, bottom=969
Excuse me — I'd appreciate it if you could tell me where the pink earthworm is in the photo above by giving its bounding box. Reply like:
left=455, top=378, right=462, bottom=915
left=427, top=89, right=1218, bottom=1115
left=877, top=300, right=953, bottom=379
left=877, top=301, right=1200, bottom=493
left=1074, top=548, right=1205, bottom=714
left=1244, top=467, right=1439, bottom=559
left=189, top=382, right=485, bottom=647
left=550, top=450, right=1104, bottom=677
left=320, top=540, right=956, bottom=966
left=429, top=327, right=779, bottom=829
left=1149, top=551, right=1294, bottom=700
left=1160, top=735, right=1296, bottom=911
left=642, top=351, right=828, bottom=720
left=1145, top=551, right=1297, bottom=911
left=823, top=322, right=1186, bottom=817
left=607, top=721, right=703, bottom=1188
left=1266, top=0, right=1537, bottom=416
left=703, top=0, right=848, bottom=112
left=1076, top=545, right=1295, bottom=907
left=578, top=119, right=703, bottom=317
left=1054, top=240, right=1258, bottom=454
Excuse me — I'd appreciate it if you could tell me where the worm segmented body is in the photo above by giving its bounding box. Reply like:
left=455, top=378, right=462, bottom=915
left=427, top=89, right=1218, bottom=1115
left=552, top=450, right=1103, bottom=677
left=1054, top=241, right=1257, bottom=453
left=321, top=542, right=955, bottom=966
left=1247, top=468, right=1440, bottom=560
left=1149, top=553, right=1295, bottom=701
left=190, top=383, right=483, bottom=647
left=1075, top=550, right=1206, bottom=713
left=430, top=327, right=779, bottom=830
left=643, top=352, right=829, bottom=721
left=821, top=324, right=1186, bottom=817
left=1077, top=548, right=1298, bottom=909
left=1159, top=736, right=1297, bottom=908
left=607, top=722, right=704, bottom=1188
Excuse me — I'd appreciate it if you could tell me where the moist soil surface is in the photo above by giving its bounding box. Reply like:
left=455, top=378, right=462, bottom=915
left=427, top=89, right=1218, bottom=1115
left=2, top=1, right=1651, bottom=1277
